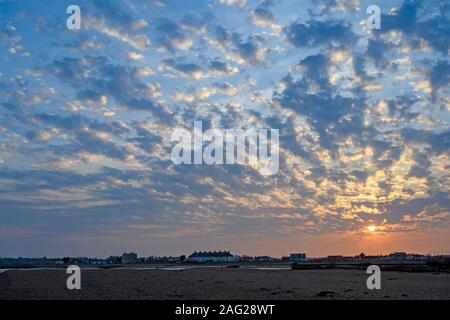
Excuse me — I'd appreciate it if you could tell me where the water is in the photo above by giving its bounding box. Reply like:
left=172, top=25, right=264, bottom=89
left=0, top=267, right=99, bottom=273
left=160, top=267, right=192, bottom=271
left=114, top=266, right=193, bottom=271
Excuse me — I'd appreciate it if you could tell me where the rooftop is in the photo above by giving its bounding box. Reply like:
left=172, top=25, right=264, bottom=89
left=190, top=251, right=233, bottom=257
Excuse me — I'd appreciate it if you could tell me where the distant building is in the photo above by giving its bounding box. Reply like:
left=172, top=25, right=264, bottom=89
left=106, top=256, right=121, bottom=264
left=327, top=255, right=344, bottom=262
left=389, top=252, right=408, bottom=260
left=189, top=251, right=235, bottom=263
left=290, top=253, right=307, bottom=262
left=357, top=253, right=381, bottom=260
left=432, top=255, right=450, bottom=263
left=254, top=256, right=274, bottom=262
left=122, top=252, right=138, bottom=264
left=406, top=254, right=427, bottom=261
left=236, top=255, right=253, bottom=262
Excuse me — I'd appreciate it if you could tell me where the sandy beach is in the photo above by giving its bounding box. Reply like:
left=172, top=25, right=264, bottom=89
left=1, top=267, right=449, bottom=300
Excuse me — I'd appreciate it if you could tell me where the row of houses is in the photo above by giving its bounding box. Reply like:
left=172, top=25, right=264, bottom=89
left=121, top=251, right=308, bottom=264
left=119, top=251, right=236, bottom=264
left=4, top=250, right=434, bottom=266
left=317, top=252, right=429, bottom=263
left=121, top=252, right=185, bottom=264
left=188, top=251, right=308, bottom=263
left=84, top=251, right=429, bottom=265
left=189, top=251, right=235, bottom=263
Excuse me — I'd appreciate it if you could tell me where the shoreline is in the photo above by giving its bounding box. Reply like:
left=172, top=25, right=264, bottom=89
left=1, top=261, right=449, bottom=273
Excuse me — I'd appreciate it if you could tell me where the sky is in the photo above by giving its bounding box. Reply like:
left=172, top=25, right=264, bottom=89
left=0, top=0, right=449, bottom=258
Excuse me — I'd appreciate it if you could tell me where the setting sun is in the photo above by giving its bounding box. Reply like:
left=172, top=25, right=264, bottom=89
left=367, top=225, right=377, bottom=232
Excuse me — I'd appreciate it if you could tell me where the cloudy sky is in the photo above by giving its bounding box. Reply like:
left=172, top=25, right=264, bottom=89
left=0, top=0, right=449, bottom=258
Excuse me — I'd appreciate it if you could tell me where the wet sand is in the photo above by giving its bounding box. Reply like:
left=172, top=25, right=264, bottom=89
left=1, top=267, right=449, bottom=300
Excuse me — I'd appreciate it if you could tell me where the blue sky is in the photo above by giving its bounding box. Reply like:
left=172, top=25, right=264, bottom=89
left=0, top=0, right=449, bottom=257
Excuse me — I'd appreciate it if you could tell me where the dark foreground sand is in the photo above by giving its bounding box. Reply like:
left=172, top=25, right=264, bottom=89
left=1, top=267, right=449, bottom=300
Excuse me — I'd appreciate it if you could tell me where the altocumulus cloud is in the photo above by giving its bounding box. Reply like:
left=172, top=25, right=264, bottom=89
left=0, top=0, right=448, bottom=256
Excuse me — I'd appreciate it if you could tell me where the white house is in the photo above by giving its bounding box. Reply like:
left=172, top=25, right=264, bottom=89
left=122, top=252, right=138, bottom=264
left=188, top=251, right=235, bottom=263
left=290, top=253, right=307, bottom=262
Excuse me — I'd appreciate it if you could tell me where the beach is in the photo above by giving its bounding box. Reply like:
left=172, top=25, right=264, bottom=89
left=1, top=266, right=449, bottom=300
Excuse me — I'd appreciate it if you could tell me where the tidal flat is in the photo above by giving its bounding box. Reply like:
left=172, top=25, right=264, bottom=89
left=1, top=267, right=449, bottom=300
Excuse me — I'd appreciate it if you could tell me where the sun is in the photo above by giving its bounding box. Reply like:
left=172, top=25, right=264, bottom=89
left=367, top=225, right=377, bottom=232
